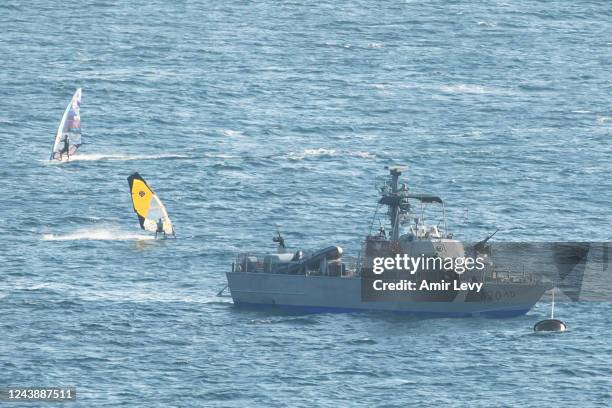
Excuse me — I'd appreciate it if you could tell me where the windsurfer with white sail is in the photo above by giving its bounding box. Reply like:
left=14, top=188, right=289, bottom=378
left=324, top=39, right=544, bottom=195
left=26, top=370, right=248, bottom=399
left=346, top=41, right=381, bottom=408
left=50, top=88, right=82, bottom=161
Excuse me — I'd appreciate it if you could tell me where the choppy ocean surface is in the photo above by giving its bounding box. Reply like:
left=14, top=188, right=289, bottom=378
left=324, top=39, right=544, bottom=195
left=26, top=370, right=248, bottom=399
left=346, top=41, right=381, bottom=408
left=1, top=0, right=611, bottom=406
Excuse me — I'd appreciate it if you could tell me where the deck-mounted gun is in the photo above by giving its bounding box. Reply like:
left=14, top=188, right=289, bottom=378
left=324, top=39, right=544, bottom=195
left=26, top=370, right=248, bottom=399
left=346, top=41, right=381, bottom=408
left=473, top=228, right=499, bottom=254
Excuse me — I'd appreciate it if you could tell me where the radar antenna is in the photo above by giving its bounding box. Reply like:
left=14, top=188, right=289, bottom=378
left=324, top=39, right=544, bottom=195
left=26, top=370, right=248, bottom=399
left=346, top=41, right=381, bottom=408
left=379, top=166, right=408, bottom=240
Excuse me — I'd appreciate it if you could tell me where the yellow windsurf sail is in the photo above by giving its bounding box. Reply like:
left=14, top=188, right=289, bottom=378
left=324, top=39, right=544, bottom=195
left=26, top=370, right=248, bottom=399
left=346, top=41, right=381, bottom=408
left=127, top=172, right=174, bottom=236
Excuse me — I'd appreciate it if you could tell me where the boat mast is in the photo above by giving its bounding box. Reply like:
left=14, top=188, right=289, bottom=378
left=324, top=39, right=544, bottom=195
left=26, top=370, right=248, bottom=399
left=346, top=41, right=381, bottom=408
left=389, top=167, right=401, bottom=241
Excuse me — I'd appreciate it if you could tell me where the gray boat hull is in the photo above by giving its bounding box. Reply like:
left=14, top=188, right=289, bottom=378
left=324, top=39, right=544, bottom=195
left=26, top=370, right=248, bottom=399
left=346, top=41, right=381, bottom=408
left=226, top=272, right=549, bottom=317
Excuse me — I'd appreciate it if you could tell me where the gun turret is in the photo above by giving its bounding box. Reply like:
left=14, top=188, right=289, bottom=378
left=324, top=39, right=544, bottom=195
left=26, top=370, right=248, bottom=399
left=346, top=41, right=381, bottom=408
left=273, top=230, right=286, bottom=249
left=473, top=228, right=499, bottom=253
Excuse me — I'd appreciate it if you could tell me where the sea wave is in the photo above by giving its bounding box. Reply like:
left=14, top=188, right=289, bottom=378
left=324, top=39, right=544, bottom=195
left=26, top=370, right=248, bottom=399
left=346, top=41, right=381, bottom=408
left=596, top=116, right=610, bottom=124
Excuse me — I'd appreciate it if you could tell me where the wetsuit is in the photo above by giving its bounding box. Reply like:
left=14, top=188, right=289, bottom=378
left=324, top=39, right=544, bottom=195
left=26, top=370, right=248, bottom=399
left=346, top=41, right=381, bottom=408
left=60, top=137, right=70, bottom=159
left=156, top=219, right=165, bottom=238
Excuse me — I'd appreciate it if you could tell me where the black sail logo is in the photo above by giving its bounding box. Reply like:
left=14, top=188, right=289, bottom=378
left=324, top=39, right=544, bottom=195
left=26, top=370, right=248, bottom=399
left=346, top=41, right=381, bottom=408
left=138, top=191, right=146, bottom=198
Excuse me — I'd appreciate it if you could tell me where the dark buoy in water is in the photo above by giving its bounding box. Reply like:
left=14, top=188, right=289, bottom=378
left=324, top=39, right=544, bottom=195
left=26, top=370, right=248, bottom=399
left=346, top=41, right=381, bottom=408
left=534, top=287, right=567, bottom=332
left=534, top=319, right=567, bottom=332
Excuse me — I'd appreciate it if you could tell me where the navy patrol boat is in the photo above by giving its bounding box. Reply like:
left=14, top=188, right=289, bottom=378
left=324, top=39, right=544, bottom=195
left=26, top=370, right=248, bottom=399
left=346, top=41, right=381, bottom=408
left=225, top=167, right=550, bottom=317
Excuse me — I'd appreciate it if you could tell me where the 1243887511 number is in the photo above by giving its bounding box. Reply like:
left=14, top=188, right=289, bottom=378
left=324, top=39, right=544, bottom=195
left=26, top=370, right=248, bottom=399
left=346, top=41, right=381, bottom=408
left=0, top=387, right=76, bottom=402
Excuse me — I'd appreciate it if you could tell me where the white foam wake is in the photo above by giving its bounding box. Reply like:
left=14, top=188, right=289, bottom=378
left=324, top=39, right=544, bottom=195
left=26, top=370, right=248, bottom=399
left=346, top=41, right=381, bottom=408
left=287, top=148, right=376, bottom=160
left=439, top=84, right=494, bottom=94
left=42, top=228, right=155, bottom=241
left=45, top=153, right=190, bottom=163
left=220, top=129, right=244, bottom=137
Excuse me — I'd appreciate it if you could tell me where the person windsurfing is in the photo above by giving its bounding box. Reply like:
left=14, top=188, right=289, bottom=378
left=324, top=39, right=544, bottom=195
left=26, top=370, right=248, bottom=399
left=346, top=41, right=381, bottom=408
left=155, top=218, right=165, bottom=239
left=59, top=135, right=70, bottom=161
left=50, top=88, right=82, bottom=161
left=127, top=172, right=176, bottom=239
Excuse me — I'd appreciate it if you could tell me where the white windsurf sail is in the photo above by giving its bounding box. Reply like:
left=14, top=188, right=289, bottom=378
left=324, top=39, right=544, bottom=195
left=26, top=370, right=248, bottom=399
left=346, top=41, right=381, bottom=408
left=50, top=88, right=82, bottom=160
left=127, top=172, right=175, bottom=237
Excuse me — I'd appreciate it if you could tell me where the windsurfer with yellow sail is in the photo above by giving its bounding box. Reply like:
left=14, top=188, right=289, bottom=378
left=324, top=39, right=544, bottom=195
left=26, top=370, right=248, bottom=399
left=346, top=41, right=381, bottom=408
left=127, top=172, right=176, bottom=239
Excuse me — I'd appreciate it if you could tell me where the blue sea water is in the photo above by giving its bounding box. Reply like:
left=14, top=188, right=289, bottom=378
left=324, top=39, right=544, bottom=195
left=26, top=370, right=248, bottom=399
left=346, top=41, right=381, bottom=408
left=1, top=0, right=611, bottom=406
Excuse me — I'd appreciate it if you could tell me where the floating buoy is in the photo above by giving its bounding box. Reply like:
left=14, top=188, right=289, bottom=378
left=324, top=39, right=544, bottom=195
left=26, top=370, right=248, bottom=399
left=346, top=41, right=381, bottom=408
left=534, top=318, right=567, bottom=332
left=534, top=287, right=567, bottom=332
